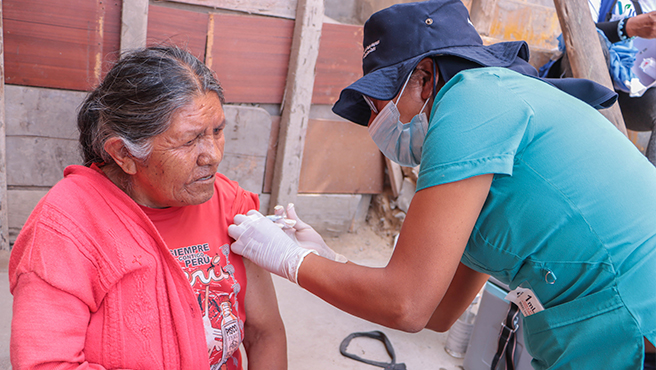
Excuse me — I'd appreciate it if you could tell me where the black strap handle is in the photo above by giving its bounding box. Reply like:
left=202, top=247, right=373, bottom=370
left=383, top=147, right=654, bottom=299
left=491, top=303, right=520, bottom=370
left=631, top=0, right=643, bottom=15
left=340, top=330, right=407, bottom=370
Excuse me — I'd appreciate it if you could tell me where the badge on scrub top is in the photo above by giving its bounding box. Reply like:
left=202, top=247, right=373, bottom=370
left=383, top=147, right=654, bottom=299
left=505, top=286, right=544, bottom=317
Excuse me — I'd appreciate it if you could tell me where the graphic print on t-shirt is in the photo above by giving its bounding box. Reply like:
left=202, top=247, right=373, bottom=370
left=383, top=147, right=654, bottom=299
left=169, top=242, right=244, bottom=369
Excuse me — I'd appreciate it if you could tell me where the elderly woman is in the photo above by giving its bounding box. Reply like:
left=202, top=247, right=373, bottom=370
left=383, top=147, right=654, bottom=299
left=8, top=46, right=286, bottom=369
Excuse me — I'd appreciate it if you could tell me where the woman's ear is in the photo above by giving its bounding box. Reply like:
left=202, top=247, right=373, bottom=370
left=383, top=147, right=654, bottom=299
left=103, top=137, right=137, bottom=175
left=416, top=58, right=437, bottom=100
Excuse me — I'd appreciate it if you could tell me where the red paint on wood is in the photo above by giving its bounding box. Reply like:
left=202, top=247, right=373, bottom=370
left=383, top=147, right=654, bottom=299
left=208, top=13, right=294, bottom=103
left=3, top=0, right=120, bottom=91
left=147, top=4, right=209, bottom=61
left=313, top=23, right=363, bottom=105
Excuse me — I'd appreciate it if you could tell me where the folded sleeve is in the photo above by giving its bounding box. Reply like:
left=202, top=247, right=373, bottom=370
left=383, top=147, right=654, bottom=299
left=597, top=20, right=622, bottom=43
left=11, top=272, right=108, bottom=370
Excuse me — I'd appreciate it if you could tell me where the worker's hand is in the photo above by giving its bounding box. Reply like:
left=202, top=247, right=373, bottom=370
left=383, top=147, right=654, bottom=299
left=271, top=205, right=299, bottom=240
left=281, top=203, right=348, bottom=263
left=626, top=11, right=656, bottom=39
left=229, top=210, right=316, bottom=284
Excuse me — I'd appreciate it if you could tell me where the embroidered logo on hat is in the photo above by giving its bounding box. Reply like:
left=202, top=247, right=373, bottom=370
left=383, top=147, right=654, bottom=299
left=363, top=40, right=380, bottom=60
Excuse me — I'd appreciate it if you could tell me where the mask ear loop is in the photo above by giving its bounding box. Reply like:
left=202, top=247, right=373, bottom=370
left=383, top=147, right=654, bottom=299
left=418, top=92, right=431, bottom=114
left=395, top=71, right=414, bottom=105
left=432, top=58, right=438, bottom=97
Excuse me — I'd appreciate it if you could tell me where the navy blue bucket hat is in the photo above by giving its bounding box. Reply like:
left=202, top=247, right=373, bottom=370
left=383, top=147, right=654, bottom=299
left=332, top=0, right=617, bottom=126
left=332, top=0, right=529, bottom=126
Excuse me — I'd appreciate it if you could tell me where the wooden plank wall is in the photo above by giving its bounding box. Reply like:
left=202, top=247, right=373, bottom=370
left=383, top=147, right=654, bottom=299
left=2, top=0, right=380, bottom=197
left=3, top=1, right=363, bottom=104
left=3, top=0, right=121, bottom=91
left=297, top=119, right=383, bottom=193
left=121, top=0, right=149, bottom=50
left=147, top=5, right=208, bottom=61
left=165, top=0, right=298, bottom=19
left=268, top=0, right=324, bottom=213
left=0, top=0, right=7, bottom=252
left=207, top=12, right=294, bottom=103
left=313, top=23, right=363, bottom=105
left=263, top=117, right=384, bottom=194
left=469, top=0, right=561, bottom=69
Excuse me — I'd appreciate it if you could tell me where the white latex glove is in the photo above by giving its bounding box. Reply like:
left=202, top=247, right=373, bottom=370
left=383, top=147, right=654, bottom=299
left=271, top=205, right=298, bottom=240
left=229, top=210, right=316, bottom=284
left=278, top=203, right=348, bottom=263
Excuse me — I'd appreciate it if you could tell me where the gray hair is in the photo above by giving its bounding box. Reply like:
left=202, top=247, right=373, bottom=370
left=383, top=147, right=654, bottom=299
left=77, top=45, right=225, bottom=166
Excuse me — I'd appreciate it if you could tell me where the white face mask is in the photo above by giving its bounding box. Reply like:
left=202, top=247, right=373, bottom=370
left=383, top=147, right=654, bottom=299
left=367, top=73, right=430, bottom=167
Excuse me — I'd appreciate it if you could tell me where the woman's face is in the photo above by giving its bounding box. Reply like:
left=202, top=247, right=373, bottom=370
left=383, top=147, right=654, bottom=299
left=129, top=92, right=226, bottom=208
left=366, top=59, right=437, bottom=127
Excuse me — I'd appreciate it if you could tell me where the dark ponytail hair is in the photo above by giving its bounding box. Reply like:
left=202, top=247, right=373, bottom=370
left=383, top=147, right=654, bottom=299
left=77, top=45, right=225, bottom=166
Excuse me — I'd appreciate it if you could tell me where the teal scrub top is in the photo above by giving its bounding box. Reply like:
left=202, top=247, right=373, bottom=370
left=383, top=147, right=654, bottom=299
left=417, top=67, right=656, bottom=369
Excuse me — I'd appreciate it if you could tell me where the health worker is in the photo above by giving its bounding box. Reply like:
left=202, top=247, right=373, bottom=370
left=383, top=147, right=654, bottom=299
left=229, top=1, right=656, bottom=369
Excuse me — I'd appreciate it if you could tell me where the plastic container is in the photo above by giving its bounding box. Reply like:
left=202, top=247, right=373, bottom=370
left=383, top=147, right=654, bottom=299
left=640, top=57, right=656, bottom=79
left=462, top=279, right=533, bottom=370
left=444, top=294, right=480, bottom=358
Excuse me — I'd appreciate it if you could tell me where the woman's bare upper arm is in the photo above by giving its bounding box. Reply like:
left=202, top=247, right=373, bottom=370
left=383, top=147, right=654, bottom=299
left=241, top=258, right=287, bottom=369
left=242, top=257, right=284, bottom=332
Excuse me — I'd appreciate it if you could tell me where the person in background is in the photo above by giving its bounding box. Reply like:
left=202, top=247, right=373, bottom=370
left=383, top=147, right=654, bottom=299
left=228, top=1, right=656, bottom=369
left=9, top=46, right=287, bottom=370
left=542, top=0, right=656, bottom=165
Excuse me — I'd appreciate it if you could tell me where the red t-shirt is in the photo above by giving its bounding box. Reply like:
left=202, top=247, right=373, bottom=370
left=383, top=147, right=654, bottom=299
left=141, top=173, right=259, bottom=370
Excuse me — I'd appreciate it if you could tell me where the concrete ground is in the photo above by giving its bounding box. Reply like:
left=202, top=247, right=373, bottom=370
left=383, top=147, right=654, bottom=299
left=275, top=224, right=465, bottom=369
left=0, top=226, right=464, bottom=370
left=273, top=261, right=464, bottom=370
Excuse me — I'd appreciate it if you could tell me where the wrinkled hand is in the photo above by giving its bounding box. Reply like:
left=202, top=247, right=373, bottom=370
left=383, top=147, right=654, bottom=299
left=228, top=210, right=316, bottom=284
left=626, top=11, right=656, bottom=39
left=274, top=204, right=348, bottom=263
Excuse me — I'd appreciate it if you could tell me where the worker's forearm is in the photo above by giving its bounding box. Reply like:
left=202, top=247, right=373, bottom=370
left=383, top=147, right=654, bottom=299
left=424, top=263, right=489, bottom=332
left=297, top=253, right=446, bottom=332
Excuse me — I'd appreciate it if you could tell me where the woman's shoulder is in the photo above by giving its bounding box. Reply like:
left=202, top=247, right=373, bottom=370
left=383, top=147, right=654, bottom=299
left=213, top=172, right=260, bottom=214
left=11, top=165, right=155, bottom=275
left=449, top=66, right=525, bottom=81
left=28, top=165, right=138, bottom=231
left=438, top=67, right=534, bottom=101
left=214, top=172, right=240, bottom=192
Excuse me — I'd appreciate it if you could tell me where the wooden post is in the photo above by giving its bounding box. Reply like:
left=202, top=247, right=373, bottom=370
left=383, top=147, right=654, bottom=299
left=0, top=0, right=9, bottom=252
left=468, top=0, right=498, bottom=36
left=269, top=0, right=324, bottom=213
left=385, top=158, right=403, bottom=199
left=553, top=0, right=628, bottom=136
left=120, top=0, right=149, bottom=52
